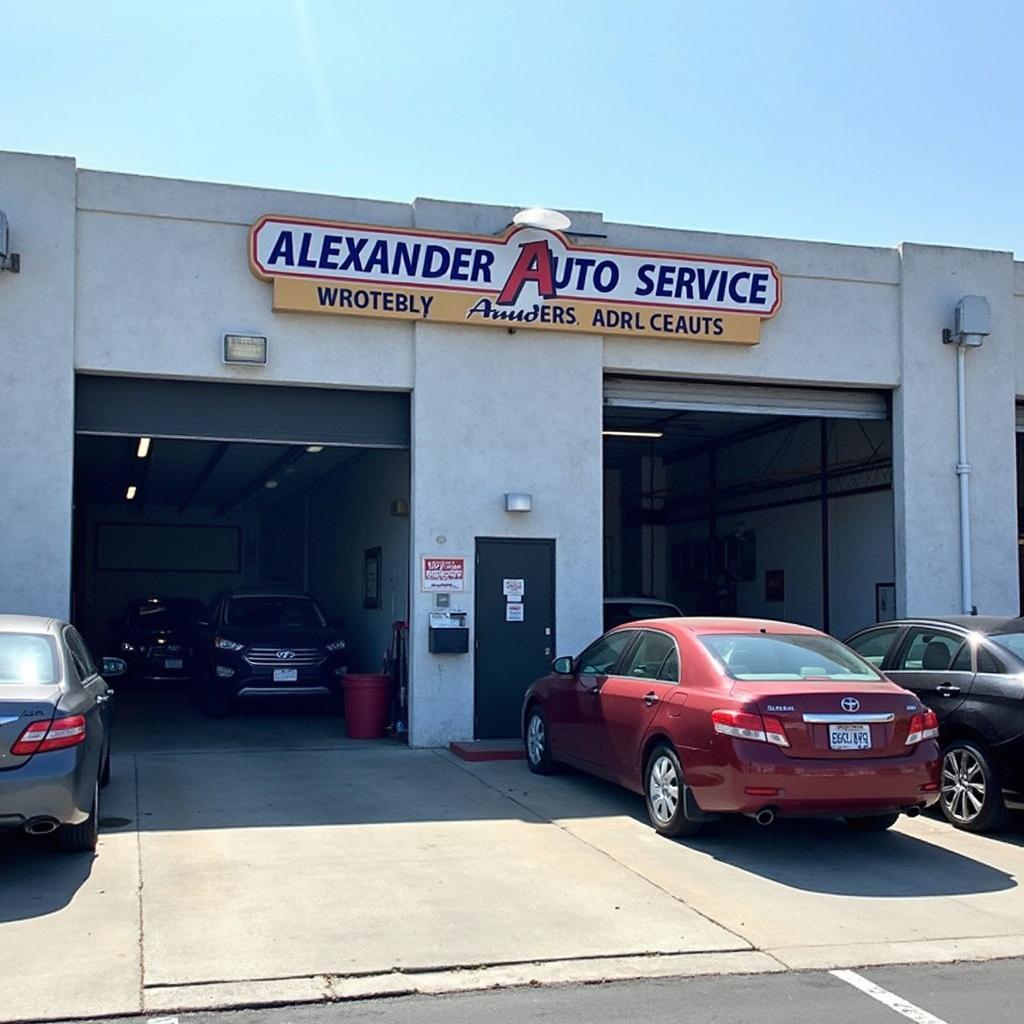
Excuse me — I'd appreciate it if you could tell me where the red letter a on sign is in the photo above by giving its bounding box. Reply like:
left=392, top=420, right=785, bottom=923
left=496, top=240, right=556, bottom=305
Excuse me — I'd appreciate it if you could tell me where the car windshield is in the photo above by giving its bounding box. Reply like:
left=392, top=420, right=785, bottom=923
left=700, top=632, right=882, bottom=682
left=225, top=596, right=325, bottom=628
left=130, top=599, right=206, bottom=628
left=0, top=634, right=59, bottom=685
left=989, top=632, right=1024, bottom=663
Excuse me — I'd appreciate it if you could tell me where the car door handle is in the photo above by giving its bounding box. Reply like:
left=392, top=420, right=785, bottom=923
left=936, top=684, right=961, bottom=696
left=642, top=691, right=659, bottom=707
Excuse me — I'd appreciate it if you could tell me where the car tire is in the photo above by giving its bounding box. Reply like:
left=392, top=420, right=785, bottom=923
left=57, top=780, right=99, bottom=853
left=940, top=739, right=1009, bottom=833
left=524, top=706, right=559, bottom=775
left=99, top=748, right=111, bottom=789
left=204, top=684, right=228, bottom=719
left=644, top=744, right=702, bottom=838
left=844, top=812, right=900, bottom=832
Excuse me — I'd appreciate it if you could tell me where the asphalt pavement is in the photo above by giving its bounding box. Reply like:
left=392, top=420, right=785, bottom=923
left=51, top=958, right=1024, bottom=1024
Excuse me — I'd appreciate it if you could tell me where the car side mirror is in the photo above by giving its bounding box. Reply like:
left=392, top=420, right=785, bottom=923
left=552, top=656, right=574, bottom=675
left=102, top=657, right=127, bottom=677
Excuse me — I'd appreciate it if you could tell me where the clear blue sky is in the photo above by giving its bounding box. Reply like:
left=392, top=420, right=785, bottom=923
left=6, top=2, right=1024, bottom=253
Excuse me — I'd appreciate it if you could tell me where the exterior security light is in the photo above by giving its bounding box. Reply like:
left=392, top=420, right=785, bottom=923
left=223, top=334, right=268, bottom=364
left=505, top=492, right=533, bottom=512
left=512, top=207, right=572, bottom=232
left=943, top=296, right=991, bottom=348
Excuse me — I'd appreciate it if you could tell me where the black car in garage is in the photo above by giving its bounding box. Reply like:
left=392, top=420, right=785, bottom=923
left=199, top=589, right=347, bottom=717
left=846, top=616, right=1024, bottom=832
left=115, top=597, right=207, bottom=684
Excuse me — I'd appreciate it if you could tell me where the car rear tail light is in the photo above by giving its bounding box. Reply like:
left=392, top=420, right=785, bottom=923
left=11, top=715, right=87, bottom=756
left=712, top=709, right=790, bottom=748
left=906, top=710, right=940, bottom=745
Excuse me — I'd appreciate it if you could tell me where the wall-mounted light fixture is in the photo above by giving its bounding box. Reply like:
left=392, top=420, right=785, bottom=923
left=505, top=492, right=533, bottom=512
left=223, top=333, right=268, bottom=365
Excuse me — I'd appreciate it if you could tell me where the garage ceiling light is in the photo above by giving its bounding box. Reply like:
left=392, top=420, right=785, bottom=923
left=264, top=480, right=279, bottom=489
left=136, top=436, right=151, bottom=458
left=223, top=334, right=268, bottom=365
left=125, top=485, right=137, bottom=501
left=602, top=429, right=665, bottom=439
left=306, top=445, right=324, bottom=453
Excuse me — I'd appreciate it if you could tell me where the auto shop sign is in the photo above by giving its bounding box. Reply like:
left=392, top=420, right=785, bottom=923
left=249, top=216, right=782, bottom=344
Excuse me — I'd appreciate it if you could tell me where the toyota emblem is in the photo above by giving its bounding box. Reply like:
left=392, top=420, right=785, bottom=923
left=276, top=650, right=296, bottom=660
left=841, top=697, right=860, bottom=713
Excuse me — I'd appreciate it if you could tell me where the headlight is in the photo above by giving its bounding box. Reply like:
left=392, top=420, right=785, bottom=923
left=326, top=639, right=346, bottom=652
left=121, top=641, right=136, bottom=654
left=215, top=637, right=244, bottom=651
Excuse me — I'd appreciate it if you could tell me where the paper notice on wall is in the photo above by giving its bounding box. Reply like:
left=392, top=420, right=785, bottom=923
left=505, top=603, right=525, bottom=622
left=503, top=578, right=525, bottom=598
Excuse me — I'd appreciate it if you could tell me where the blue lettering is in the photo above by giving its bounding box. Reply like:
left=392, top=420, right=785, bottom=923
left=268, top=231, right=295, bottom=266
left=727, top=271, right=751, bottom=304
left=450, top=247, right=472, bottom=282
left=297, top=232, right=317, bottom=269
left=470, top=249, right=494, bottom=283
left=422, top=244, right=451, bottom=278
left=340, top=237, right=368, bottom=272
left=750, top=273, right=768, bottom=305
left=319, top=235, right=343, bottom=270
left=316, top=286, right=338, bottom=306
left=635, top=264, right=655, bottom=296
left=593, top=260, right=619, bottom=293
left=393, top=242, right=421, bottom=277
left=364, top=239, right=390, bottom=275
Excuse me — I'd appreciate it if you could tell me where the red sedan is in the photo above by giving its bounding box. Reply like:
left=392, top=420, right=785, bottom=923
left=522, top=617, right=940, bottom=837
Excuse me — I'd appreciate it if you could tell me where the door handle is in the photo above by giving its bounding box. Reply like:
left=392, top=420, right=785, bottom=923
left=936, top=684, right=961, bottom=696
left=642, top=691, right=659, bottom=707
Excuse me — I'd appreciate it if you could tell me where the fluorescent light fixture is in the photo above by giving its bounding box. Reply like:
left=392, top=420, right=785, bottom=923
left=512, top=207, right=572, bottom=232
left=306, top=445, right=324, bottom=453
left=136, top=436, right=151, bottom=458
left=602, top=429, right=665, bottom=439
left=223, top=334, right=268, bottom=365
left=264, top=480, right=279, bottom=489
left=125, top=485, right=137, bottom=501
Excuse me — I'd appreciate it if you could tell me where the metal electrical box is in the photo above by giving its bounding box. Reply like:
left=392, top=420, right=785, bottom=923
left=428, top=611, right=469, bottom=654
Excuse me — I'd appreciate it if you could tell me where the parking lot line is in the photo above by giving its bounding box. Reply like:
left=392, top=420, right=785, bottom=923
left=830, top=969, right=949, bottom=1024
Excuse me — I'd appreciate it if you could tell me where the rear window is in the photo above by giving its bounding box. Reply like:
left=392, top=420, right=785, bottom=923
left=225, top=596, right=325, bottom=628
left=700, top=633, right=881, bottom=682
left=989, top=632, right=1024, bottom=663
left=0, top=634, right=59, bottom=685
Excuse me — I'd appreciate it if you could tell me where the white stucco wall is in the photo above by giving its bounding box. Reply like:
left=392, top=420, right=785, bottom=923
left=0, top=152, right=76, bottom=617
left=4, top=149, right=1024, bottom=745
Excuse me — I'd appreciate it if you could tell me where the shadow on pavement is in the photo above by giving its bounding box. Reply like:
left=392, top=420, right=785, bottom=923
left=0, top=834, right=94, bottom=922
left=685, top=815, right=1017, bottom=897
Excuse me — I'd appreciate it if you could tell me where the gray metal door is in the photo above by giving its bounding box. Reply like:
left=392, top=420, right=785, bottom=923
left=474, top=539, right=555, bottom=739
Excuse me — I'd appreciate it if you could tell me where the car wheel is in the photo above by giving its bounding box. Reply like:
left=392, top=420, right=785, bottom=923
left=940, top=740, right=1009, bottom=833
left=57, top=780, right=99, bottom=853
left=204, top=684, right=228, bottom=719
left=99, top=748, right=111, bottom=789
left=845, top=813, right=900, bottom=832
left=644, top=744, right=702, bottom=838
left=524, top=706, right=559, bottom=775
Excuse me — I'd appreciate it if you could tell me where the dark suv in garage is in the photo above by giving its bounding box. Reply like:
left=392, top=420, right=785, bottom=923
left=199, top=589, right=347, bottom=717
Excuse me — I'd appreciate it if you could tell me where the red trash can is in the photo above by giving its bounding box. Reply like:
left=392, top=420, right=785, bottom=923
left=343, top=673, right=392, bottom=739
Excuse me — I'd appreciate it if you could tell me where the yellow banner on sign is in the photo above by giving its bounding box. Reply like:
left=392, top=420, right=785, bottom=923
left=272, top=277, right=763, bottom=344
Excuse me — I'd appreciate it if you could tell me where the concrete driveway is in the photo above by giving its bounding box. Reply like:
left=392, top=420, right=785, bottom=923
left=2, top=692, right=1023, bottom=1020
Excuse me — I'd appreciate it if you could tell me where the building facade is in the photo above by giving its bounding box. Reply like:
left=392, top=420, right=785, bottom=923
left=1, top=149, right=1021, bottom=746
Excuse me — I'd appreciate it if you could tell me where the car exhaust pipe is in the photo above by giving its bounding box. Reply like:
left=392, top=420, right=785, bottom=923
left=754, top=808, right=776, bottom=826
left=24, top=817, right=59, bottom=835
left=904, top=806, right=921, bottom=818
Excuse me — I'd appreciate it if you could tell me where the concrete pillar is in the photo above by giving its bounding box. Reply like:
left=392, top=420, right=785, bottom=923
left=0, top=152, right=77, bottom=617
left=893, top=244, right=1018, bottom=616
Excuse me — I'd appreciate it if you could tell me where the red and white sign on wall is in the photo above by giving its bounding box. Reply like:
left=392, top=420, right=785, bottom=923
left=421, top=556, right=467, bottom=592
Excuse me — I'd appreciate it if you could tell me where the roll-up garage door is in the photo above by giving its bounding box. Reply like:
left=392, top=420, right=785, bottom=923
left=603, top=376, right=889, bottom=420
left=75, top=376, right=410, bottom=448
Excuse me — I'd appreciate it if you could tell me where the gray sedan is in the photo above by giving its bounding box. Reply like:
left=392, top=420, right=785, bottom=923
left=0, top=615, right=123, bottom=852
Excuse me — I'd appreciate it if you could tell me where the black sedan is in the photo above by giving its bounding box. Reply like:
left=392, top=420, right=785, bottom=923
left=115, top=597, right=207, bottom=684
left=846, top=616, right=1024, bottom=832
left=0, top=616, right=124, bottom=851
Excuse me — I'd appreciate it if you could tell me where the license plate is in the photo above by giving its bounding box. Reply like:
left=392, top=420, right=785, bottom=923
left=828, top=723, right=871, bottom=750
left=164, top=659, right=183, bottom=669
left=274, top=668, right=298, bottom=682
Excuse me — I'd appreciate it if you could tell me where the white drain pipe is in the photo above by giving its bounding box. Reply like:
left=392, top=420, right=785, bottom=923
left=944, top=296, right=991, bottom=615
